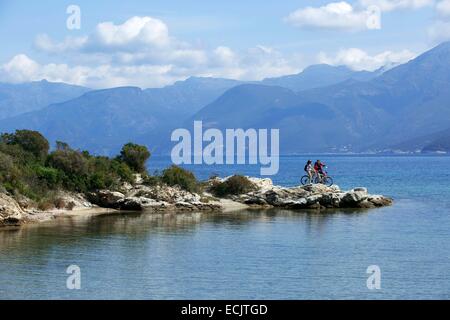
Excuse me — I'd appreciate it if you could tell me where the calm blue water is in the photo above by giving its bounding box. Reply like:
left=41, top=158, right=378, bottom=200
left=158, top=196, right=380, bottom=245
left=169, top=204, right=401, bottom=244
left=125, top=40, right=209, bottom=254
left=0, top=155, right=449, bottom=299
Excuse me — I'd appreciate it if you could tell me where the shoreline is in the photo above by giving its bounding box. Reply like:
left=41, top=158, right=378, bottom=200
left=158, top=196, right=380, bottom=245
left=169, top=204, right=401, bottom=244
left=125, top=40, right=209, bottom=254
left=0, top=176, right=393, bottom=230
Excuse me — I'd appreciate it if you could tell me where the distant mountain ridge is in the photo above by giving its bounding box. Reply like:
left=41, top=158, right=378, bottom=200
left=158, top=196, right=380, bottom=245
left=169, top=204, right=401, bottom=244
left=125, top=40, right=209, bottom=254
left=0, top=80, right=90, bottom=120
left=190, top=41, right=450, bottom=153
left=0, top=63, right=378, bottom=154
left=388, top=127, right=450, bottom=152
left=1, top=42, right=449, bottom=155
left=0, top=80, right=244, bottom=154
left=261, top=64, right=376, bottom=91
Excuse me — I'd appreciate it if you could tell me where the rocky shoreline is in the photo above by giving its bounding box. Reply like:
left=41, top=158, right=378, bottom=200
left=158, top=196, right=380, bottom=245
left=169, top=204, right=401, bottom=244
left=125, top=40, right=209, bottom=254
left=0, top=176, right=393, bottom=228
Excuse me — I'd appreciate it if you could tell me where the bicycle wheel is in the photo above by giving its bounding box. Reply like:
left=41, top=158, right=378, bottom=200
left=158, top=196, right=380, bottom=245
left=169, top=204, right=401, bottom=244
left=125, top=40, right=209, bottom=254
left=300, top=175, right=310, bottom=185
left=323, top=176, right=334, bottom=187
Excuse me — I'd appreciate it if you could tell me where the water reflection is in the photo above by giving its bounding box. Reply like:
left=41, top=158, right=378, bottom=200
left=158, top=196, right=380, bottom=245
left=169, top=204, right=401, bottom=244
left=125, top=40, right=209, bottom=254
left=0, top=207, right=374, bottom=253
left=1, top=202, right=449, bottom=299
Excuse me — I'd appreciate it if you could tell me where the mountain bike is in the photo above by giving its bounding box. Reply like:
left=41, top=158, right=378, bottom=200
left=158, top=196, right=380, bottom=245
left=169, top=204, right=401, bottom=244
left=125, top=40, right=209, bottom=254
left=301, top=170, right=334, bottom=187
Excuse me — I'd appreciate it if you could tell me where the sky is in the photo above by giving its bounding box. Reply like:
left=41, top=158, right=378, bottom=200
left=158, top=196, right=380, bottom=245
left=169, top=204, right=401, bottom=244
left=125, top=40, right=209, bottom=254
left=0, top=0, right=449, bottom=88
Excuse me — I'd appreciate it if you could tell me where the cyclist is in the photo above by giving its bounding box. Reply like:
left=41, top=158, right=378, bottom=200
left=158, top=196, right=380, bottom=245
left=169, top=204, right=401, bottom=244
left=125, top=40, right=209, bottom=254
left=314, top=160, right=326, bottom=183
left=304, top=160, right=314, bottom=183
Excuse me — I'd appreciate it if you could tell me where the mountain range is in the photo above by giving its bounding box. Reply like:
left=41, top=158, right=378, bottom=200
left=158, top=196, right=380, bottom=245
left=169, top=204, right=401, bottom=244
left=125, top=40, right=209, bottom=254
left=261, top=64, right=377, bottom=91
left=0, top=42, right=449, bottom=155
left=190, top=42, right=450, bottom=153
left=0, top=80, right=89, bottom=120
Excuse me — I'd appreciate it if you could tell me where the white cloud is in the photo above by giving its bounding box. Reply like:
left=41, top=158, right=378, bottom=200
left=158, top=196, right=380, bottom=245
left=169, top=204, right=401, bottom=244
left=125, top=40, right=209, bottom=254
left=318, top=48, right=416, bottom=70
left=426, top=1, right=450, bottom=43
left=197, top=46, right=301, bottom=80
left=35, top=34, right=87, bottom=53
left=20, top=16, right=306, bottom=88
left=0, top=54, right=40, bottom=82
left=36, top=16, right=175, bottom=56
left=88, top=16, right=170, bottom=50
left=4, top=15, right=417, bottom=89
left=428, top=20, right=450, bottom=42
left=284, top=2, right=381, bottom=31
left=212, top=46, right=238, bottom=67
left=0, top=54, right=176, bottom=88
left=436, top=0, right=450, bottom=18
left=359, top=0, right=434, bottom=12
left=0, top=45, right=301, bottom=89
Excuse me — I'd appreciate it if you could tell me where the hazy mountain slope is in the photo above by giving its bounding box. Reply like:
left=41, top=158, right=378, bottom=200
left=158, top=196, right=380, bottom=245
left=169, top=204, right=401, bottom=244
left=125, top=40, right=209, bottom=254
left=423, top=130, right=450, bottom=152
left=385, top=128, right=450, bottom=152
left=0, top=87, right=165, bottom=155
left=0, top=77, right=243, bottom=153
left=189, top=81, right=392, bottom=153
left=0, top=80, right=90, bottom=119
left=2, top=42, right=450, bottom=155
left=189, top=41, right=450, bottom=153
left=261, top=64, right=376, bottom=91
left=144, top=76, right=242, bottom=117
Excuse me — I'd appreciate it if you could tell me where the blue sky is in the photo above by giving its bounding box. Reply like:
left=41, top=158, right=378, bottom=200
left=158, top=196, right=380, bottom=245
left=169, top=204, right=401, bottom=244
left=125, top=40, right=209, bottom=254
left=0, top=0, right=449, bottom=88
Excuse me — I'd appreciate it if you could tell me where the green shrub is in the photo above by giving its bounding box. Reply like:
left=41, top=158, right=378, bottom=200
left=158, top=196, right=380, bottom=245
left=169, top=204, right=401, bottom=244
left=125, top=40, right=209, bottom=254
left=0, top=141, right=35, bottom=166
left=34, top=166, right=61, bottom=188
left=142, top=174, right=161, bottom=186
left=117, top=143, right=150, bottom=173
left=47, top=149, right=88, bottom=176
left=0, top=151, right=21, bottom=184
left=1, top=130, right=49, bottom=161
left=210, top=175, right=255, bottom=197
left=110, top=160, right=134, bottom=183
left=161, top=165, right=199, bottom=193
left=0, top=131, right=151, bottom=201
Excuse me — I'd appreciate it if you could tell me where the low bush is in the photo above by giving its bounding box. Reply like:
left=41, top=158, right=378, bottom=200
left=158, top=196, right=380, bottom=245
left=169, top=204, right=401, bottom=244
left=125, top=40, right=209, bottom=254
left=54, top=197, right=66, bottom=209
left=34, top=166, right=61, bottom=189
left=142, top=174, right=162, bottom=186
left=161, top=165, right=199, bottom=193
left=66, top=202, right=76, bottom=211
left=210, top=175, right=255, bottom=197
left=37, top=199, right=55, bottom=211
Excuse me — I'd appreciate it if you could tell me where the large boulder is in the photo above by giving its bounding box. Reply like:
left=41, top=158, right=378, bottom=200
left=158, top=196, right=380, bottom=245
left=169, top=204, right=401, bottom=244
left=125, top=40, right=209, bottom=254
left=87, top=190, right=125, bottom=208
left=367, top=195, right=393, bottom=207
left=0, top=194, right=25, bottom=226
left=130, top=185, right=201, bottom=203
left=118, top=197, right=171, bottom=211
left=54, top=192, right=93, bottom=210
left=319, top=192, right=346, bottom=208
left=340, top=189, right=369, bottom=207
left=247, top=177, right=274, bottom=192
left=174, top=201, right=221, bottom=211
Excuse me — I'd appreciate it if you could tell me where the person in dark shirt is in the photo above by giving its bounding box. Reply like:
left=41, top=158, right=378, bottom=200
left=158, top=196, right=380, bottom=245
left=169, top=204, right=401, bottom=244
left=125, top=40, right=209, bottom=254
left=314, top=160, right=326, bottom=183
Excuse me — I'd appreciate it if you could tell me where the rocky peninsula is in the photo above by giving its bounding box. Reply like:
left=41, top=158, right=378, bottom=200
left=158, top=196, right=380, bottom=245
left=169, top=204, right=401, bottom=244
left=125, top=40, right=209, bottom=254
left=0, top=130, right=393, bottom=229
left=0, top=175, right=393, bottom=228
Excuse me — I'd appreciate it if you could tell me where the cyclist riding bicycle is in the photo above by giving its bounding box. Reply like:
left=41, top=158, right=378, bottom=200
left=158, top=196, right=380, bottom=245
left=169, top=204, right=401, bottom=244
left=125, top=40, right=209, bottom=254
left=304, top=160, right=314, bottom=183
left=314, top=160, right=326, bottom=183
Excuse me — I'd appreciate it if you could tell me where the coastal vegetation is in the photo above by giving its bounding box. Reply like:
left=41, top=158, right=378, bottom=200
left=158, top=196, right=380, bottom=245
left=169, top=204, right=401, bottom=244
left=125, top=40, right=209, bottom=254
left=0, top=130, right=153, bottom=208
left=0, top=130, right=259, bottom=208
left=0, top=130, right=393, bottom=229
left=210, top=175, right=256, bottom=197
